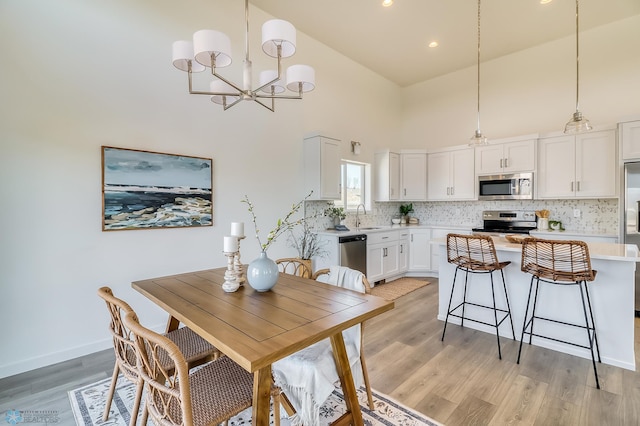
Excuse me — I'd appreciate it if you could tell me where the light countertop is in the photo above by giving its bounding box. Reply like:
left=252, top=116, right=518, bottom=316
left=315, top=224, right=472, bottom=237
left=432, top=236, right=639, bottom=262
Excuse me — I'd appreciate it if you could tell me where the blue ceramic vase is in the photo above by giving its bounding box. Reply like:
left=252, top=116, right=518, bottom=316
left=246, top=251, right=279, bottom=292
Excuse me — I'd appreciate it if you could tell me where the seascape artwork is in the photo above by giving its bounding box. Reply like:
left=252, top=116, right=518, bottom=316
left=102, top=147, right=213, bottom=231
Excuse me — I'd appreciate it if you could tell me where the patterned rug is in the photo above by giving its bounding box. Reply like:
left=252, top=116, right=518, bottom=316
left=68, top=374, right=442, bottom=426
left=370, top=278, right=430, bottom=301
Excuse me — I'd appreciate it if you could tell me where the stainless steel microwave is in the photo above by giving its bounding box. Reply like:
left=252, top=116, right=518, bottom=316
left=478, top=172, right=533, bottom=200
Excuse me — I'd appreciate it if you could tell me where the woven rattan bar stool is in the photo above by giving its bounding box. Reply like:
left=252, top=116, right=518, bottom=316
left=517, top=238, right=601, bottom=389
left=442, top=233, right=516, bottom=359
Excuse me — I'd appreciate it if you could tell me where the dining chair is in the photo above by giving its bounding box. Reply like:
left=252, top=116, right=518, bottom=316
left=122, top=311, right=254, bottom=426
left=271, top=266, right=374, bottom=426
left=275, top=257, right=312, bottom=278
left=97, top=287, right=219, bottom=426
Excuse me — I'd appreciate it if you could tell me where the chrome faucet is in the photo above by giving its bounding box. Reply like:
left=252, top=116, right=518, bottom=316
left=355, top=204, right=366, bottom=228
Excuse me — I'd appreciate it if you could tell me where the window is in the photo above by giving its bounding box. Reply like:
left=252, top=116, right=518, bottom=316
left=335, top=160, right=370, bottom=211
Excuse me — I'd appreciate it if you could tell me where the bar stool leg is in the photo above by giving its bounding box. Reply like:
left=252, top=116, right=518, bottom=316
left=517, top=275, right=536, bottom=364
left=500, top=270, right=516, bottom=340
left=579, top=281, right=600, bottom=389
left=583, top=282, right=602, bottom=362
left=441, top=267, right=460, bottom=341
left=489, top=272, right=502, bottom=360
left=528, top=277, right=542, bottom=345
left=461, top=269, right=470, bottom=329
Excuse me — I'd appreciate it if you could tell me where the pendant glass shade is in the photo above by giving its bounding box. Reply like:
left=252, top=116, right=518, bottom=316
left=470, top=130, right=487, bottom=146
left=564, top=111, right=592, bottom=134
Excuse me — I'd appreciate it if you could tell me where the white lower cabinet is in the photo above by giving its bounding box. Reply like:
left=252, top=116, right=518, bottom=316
left=398, top=230, right=410, bottom=273
left=429, top=228, right=471, bottom=272
left=367, top=230, right=401, bottom=283
left=408, top=229, right=431, bottom=272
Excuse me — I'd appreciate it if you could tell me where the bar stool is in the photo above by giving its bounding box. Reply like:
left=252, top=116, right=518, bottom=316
left=442, top=233, right=516, bottom=359
left=517, top=238, right=601, bottom=389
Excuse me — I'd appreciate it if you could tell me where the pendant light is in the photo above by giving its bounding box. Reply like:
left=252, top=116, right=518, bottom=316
left=564, top=0, right=592, bottom=133
left=469, top=0, right=488, bottom=146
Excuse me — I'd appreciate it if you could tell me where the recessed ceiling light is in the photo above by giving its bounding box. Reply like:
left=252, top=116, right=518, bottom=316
left=428, top=41, right=439, bottom=48
left=382, top=0, right=393, bottom=7
left=540, top=0, right=553, bottom=4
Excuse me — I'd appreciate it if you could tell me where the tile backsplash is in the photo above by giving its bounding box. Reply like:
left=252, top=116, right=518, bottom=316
left=308, top=199, right=620, bottom=235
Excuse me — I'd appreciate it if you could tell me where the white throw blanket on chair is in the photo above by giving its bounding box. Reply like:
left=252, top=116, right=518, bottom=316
left=272, top=266, right=366, bottom=426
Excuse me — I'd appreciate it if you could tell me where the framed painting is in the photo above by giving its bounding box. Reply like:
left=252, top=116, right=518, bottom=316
left=102, top=146, right=213, bottom=231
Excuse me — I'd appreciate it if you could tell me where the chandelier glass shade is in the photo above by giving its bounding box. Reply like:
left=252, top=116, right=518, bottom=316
left=564, top=0, right=591, bottom=133
left=469, top=0, right=488, bottom=146
left=171, top=0, right=315, bottom=111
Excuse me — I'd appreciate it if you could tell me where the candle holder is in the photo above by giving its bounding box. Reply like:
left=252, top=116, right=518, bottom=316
left=222, top=251, right=240, bottom=293
left=234, top=236, right=246, bottom=285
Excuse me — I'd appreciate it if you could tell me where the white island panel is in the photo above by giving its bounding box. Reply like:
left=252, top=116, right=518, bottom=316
left=435, top=237, right=637, bottom=370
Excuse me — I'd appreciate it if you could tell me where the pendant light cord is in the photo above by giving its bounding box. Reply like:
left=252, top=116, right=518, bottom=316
left=574, top=0, right=580, bottom=113
left=476, top=0, right=482, bottom=133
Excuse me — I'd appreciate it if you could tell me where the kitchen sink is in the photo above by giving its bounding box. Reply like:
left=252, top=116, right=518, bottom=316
left=358, top=227, right=380, bottom=230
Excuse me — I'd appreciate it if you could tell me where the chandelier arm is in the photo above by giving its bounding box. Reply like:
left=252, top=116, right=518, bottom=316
left=255, top=93, right=303, bottom=100
left=254, top=46, right=284, bottom=93
left=222, top=96, right=244, bottom=111
left=254, top=98, right=276, bottom=112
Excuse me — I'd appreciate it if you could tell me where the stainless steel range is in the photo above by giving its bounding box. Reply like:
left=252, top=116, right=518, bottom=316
left=472, top=210, right=537, bottom=235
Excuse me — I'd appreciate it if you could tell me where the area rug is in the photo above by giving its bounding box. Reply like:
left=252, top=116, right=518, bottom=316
left=370, top=277, right=430, bottom=301
left=69, top=374, right=442, bottom=426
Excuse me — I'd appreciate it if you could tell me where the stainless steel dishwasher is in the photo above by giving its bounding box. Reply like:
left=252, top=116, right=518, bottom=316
left=338, top=234, right=367, bottom=275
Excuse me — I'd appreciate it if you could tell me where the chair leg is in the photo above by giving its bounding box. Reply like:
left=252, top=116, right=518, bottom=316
left=489, top=272, right=502, bottom=360
left=517, top=276, right=536, bottom=364
left=500, top=269, right=516, bottom=340
left=442, top=267, right=460, bottom=341
left=128, top=380, right=144, bottom=426
left=359, top=351, right=374, bottom=409
left=102, top=363, right=120, bottom=421
left=528, top=278, right=542, bottom=345
left=579, top=281, right=600, bottom=389
left=583, top=281, right=602, bottom=362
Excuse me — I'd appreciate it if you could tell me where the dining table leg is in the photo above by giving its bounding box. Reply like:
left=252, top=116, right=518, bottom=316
left=330, top=333, right=364, bottom=426
left=252, top=365, right=272, bottom=426
left=164, top=315, right=180, bottom=333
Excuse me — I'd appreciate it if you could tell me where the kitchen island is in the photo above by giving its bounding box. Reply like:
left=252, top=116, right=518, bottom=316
left=434, top=236, right=638, bottom=370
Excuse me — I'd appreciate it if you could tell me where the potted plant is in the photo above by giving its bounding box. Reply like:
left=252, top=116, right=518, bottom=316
left=399, top=203, right=413, bottom=224
left=287, top=220, right=328, bottom=273
left=324, top=203, right=346, bottom=227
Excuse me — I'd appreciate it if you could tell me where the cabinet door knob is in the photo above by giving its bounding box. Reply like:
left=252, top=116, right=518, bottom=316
left=504, top=158, right=509, bottom=168
left=577, top=181, right=581, bottom=191
left=571, top=181, right=574, bottom=192
left=404, top=188, right=407, bottom=196
left=500, top=158, right=503, bottom=168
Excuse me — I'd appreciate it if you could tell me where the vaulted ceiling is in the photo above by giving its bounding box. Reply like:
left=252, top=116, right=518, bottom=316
left=251, top=0, right=640, bottom=87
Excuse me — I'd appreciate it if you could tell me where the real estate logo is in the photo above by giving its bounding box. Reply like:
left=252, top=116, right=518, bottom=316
left=4, top=410, right=59, bottom=424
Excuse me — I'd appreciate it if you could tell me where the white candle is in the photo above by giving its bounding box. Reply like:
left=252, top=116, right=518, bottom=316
left=223, top=236, right=239, bottom=253
left=230, top=222, right=244, bottom=238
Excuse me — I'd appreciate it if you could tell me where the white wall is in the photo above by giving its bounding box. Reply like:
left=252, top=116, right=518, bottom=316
left=401, top=15, right=640, bottom=149
left=0, top=0, right=400, bottom=378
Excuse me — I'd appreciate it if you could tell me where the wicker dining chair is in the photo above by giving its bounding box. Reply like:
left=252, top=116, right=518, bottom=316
left=97, top=287, right=219, bottom=426
left=271, top=266, right=374, bottom=425
left=442, top=233, right=516, bottom=359
left=518, top=238, right=601, bottom=389
left=122, top=311, right=254, bottom=426
left=275, top=257, right=312, bottom=278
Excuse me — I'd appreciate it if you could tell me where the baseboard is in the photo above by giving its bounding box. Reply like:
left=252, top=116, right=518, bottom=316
left=0, top=321, right=167, bottom=379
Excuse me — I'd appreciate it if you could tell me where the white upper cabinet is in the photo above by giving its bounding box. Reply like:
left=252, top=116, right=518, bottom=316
left=400, top=151, right=427, bottom=201
left=475, top=139, right=536, bottom=175
left=303, top=135, right=341, bottom=200
left=427, top=147, right=475, bottom=201
left=621, top=120, right=640, bottom=161
left=375, top=150, right=427, bottom=201
left=374, top=151, right=400, bottom=201
left=537, top=129, right=617, bottom=199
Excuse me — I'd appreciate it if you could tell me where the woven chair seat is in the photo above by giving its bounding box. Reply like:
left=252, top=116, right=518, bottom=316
left=521, top=263, right=597, bottom=282
left=162, top=327, right=217, bottom=367
left=184, top=356, right=254, bottom=426
left=449, top=255, right=511, bottom=272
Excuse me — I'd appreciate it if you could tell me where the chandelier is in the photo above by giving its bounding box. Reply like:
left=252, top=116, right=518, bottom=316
left=171, top=0, right=315, bottom=111
left=469, top=0, right=488, bottom=146
left=564, top=0, right=592, bottom=133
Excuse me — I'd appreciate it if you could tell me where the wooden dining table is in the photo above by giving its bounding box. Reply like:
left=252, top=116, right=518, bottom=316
left=132, top=267, right=394, bottom=426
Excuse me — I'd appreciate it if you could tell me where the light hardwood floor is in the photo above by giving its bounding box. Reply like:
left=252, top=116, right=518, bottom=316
left=1, top=279, right=638, bottom=425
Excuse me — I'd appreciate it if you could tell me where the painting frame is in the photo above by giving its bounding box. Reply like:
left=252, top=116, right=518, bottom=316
left=101, top=146, right=213, bottom=231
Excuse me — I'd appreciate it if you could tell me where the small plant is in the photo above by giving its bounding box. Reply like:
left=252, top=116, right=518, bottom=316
left=399, top=203, right=413, bottom=216
left=324, top=203, right=346, bottom=221
left=287, top=220, right=328, bottom=260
